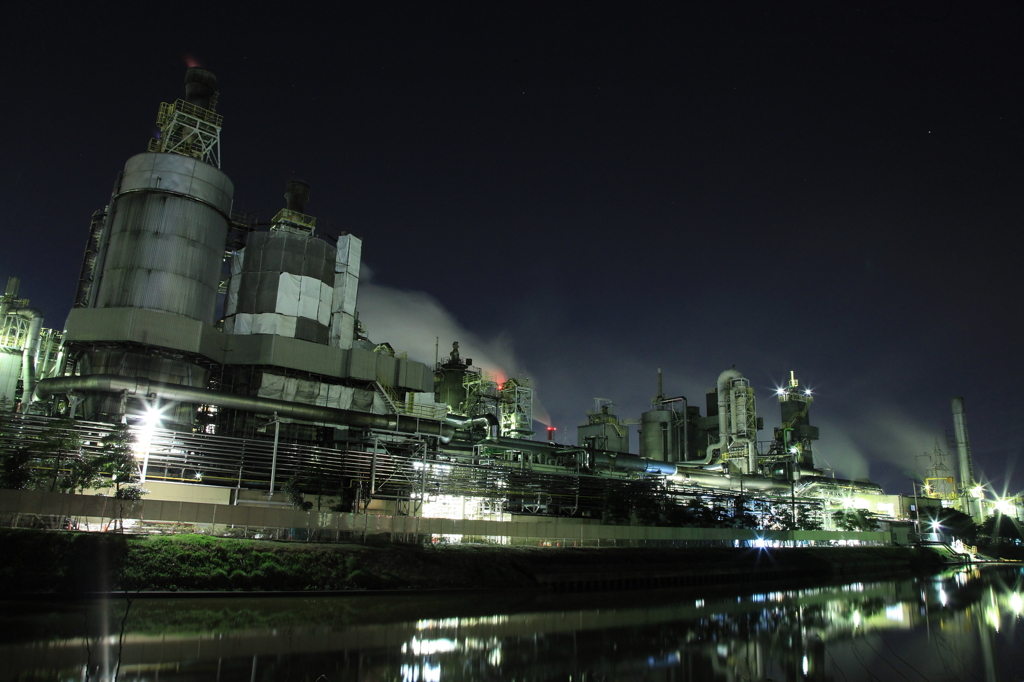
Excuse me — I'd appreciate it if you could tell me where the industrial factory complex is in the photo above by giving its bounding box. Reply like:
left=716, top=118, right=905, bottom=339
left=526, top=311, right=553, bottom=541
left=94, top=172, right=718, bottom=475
left=0, top=68, right=1008, bottom=541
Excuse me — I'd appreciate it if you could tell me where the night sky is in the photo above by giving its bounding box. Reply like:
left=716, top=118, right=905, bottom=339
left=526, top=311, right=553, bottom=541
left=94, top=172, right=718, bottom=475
left=3, top=3, right=1022, bottom=496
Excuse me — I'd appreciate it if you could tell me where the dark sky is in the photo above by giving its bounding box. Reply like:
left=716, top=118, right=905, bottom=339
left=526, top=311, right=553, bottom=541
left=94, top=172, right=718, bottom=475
left=2, top=3, right=1022, bottom=496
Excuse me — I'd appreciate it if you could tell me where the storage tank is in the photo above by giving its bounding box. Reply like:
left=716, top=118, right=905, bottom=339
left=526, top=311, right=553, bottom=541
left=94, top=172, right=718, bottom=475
left=640, top=409, right=674, bottom=461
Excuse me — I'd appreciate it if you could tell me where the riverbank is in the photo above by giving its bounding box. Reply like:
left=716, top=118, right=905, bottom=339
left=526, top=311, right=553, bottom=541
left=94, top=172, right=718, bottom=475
left=0, top=528, right=952, bottom=595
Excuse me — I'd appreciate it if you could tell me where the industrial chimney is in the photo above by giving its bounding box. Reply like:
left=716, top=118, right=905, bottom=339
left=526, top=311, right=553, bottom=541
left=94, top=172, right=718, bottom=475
left=951, top=397, right=983, bottom=522
left=184, top=67, right=218, bottom=110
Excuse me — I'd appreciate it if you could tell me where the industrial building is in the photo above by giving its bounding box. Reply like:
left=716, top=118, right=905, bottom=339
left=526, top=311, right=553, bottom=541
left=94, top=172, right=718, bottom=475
left=0, top=68, right=1002, bottom=534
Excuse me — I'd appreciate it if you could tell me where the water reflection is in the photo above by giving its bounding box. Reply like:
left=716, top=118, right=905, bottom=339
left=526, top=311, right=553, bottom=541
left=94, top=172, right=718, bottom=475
left=1, top=565, right=1022, bottom=681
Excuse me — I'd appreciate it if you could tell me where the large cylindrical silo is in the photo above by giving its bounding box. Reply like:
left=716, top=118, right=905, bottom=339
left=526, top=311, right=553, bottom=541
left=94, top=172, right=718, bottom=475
left=93, top=153, right=233, bottom=322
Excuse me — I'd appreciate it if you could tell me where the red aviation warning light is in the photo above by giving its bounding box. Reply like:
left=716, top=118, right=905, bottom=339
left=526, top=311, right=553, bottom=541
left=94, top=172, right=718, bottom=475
left=547, top=426, right=556, bottom=442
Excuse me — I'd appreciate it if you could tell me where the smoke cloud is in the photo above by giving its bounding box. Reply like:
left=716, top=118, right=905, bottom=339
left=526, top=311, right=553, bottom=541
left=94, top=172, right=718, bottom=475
left=355, top=271, right=550, bottom=421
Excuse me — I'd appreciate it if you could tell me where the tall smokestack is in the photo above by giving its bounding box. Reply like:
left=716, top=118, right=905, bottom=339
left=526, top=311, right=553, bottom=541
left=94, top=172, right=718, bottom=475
left=184, top=67, right=218, bottom=110
left=951, top=397, right=983, bottom=521
left=285, top=180, right=311, bottom=213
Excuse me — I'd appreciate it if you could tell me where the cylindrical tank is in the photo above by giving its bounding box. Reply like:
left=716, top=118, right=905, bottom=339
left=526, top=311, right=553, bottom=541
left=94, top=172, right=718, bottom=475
left=640, top=409, right=673, bottom=462
left=93, top=153, right=234, bottom=324
left=436, top=363, right=468, bottom=413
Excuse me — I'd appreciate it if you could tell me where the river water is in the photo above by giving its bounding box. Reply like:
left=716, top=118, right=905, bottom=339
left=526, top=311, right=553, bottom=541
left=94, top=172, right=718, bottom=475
left=1, top=564, right=1022, bottom=681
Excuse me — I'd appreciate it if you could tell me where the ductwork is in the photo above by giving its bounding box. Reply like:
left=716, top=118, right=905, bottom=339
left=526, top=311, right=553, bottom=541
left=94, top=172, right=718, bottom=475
left=16, top=308, right=42, bottom=405
left=694, top=367, right=746, bottom=467
left=446, top=412, right=499, bottom=433
left=34, top=374, right=457, bottom=443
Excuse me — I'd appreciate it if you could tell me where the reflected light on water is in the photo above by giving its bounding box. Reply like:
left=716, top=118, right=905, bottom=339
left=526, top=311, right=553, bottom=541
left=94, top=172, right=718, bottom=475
left=1, top=565, right=1023, bottom=681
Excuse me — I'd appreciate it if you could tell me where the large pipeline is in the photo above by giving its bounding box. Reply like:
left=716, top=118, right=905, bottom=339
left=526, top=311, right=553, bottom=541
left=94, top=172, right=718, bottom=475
left=16, top=308, right=43, bottom=405
left=589, top=449, right=882, bottom=497
left=671, top=469, right=881, bottom=496
left=34, top=374, right=461, bottom=442
left=589, top=450, right=677, bottom=475
left=476, top=438, right=882, bottom=498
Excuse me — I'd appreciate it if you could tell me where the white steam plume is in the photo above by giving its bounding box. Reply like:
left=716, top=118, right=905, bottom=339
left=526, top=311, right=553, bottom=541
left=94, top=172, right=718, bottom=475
left=356, top=273, right=548, bottom=420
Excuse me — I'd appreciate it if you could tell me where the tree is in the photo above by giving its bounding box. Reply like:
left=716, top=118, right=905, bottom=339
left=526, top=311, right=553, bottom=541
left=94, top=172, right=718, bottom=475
left=798, top=512, right=824, bottom=531
left=97, top=423, right=147, bottom=500
left=978, top=514, right=1023, bottom=544
left=730, top=497, right=758, bottom=529
left=0, top=405, right=38, bottom=490
left=33, top=419, right=89, bottom=493
left=832, top=509, right=880, bottom=532
left=283, top=474, right=313, bottom=511
left=0, top=446, right=35, bottom=490
left=927, top=508, right=978, bottom=543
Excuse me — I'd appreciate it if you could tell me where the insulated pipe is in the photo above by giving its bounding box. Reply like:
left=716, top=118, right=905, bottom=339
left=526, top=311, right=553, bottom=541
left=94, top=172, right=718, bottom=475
left=672, top=469, right=777, bottom=493
left=590, top=450, right=677, bottom=475
left=700, top=368, right=744, bottom=465
left=479, top=436, right=581, bottom=456
left=34, top=374, right=458, bottom=443
left=446, top=413, right=498, bottom=432
left=16, top=308, right=42, bottom=405
left=670, top=469, right=883, bottom=496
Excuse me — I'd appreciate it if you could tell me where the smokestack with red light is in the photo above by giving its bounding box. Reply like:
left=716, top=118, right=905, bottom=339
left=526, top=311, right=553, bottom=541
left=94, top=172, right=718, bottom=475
left=547, top=426, right=556, bottom=442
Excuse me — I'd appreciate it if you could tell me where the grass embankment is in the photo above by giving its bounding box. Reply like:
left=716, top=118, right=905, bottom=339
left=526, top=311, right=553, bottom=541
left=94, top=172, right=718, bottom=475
left=0, top=528, right=948, bottom=595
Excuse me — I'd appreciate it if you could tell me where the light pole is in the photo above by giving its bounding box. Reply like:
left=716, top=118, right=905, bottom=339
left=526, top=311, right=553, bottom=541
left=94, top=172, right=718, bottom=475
left=266, top=411, right=281, bottom=500
left=138, top=402, right=162, bottom=485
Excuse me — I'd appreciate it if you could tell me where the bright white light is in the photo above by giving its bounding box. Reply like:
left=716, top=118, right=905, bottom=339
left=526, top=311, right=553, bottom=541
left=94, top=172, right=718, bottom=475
left=885, top=604, right=905, bottom=621
left=852, top=610, right=861, bottom=628
left=776, top=388, right=786, bottom=396
left=406, top=637, right=458, bottom=656
left=995, top=499, right=1014, bottom=514
left=802, top=655, right=809, bottom=675
left=789, top=447, right=799, bottom=455
left=1010, top=592, right=1022, bottom=615
left=141, top=404, right=163, bottom=429
left=804, top=389, right=812, bottom=396
left=986, top=607, right=1000, bottom=632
